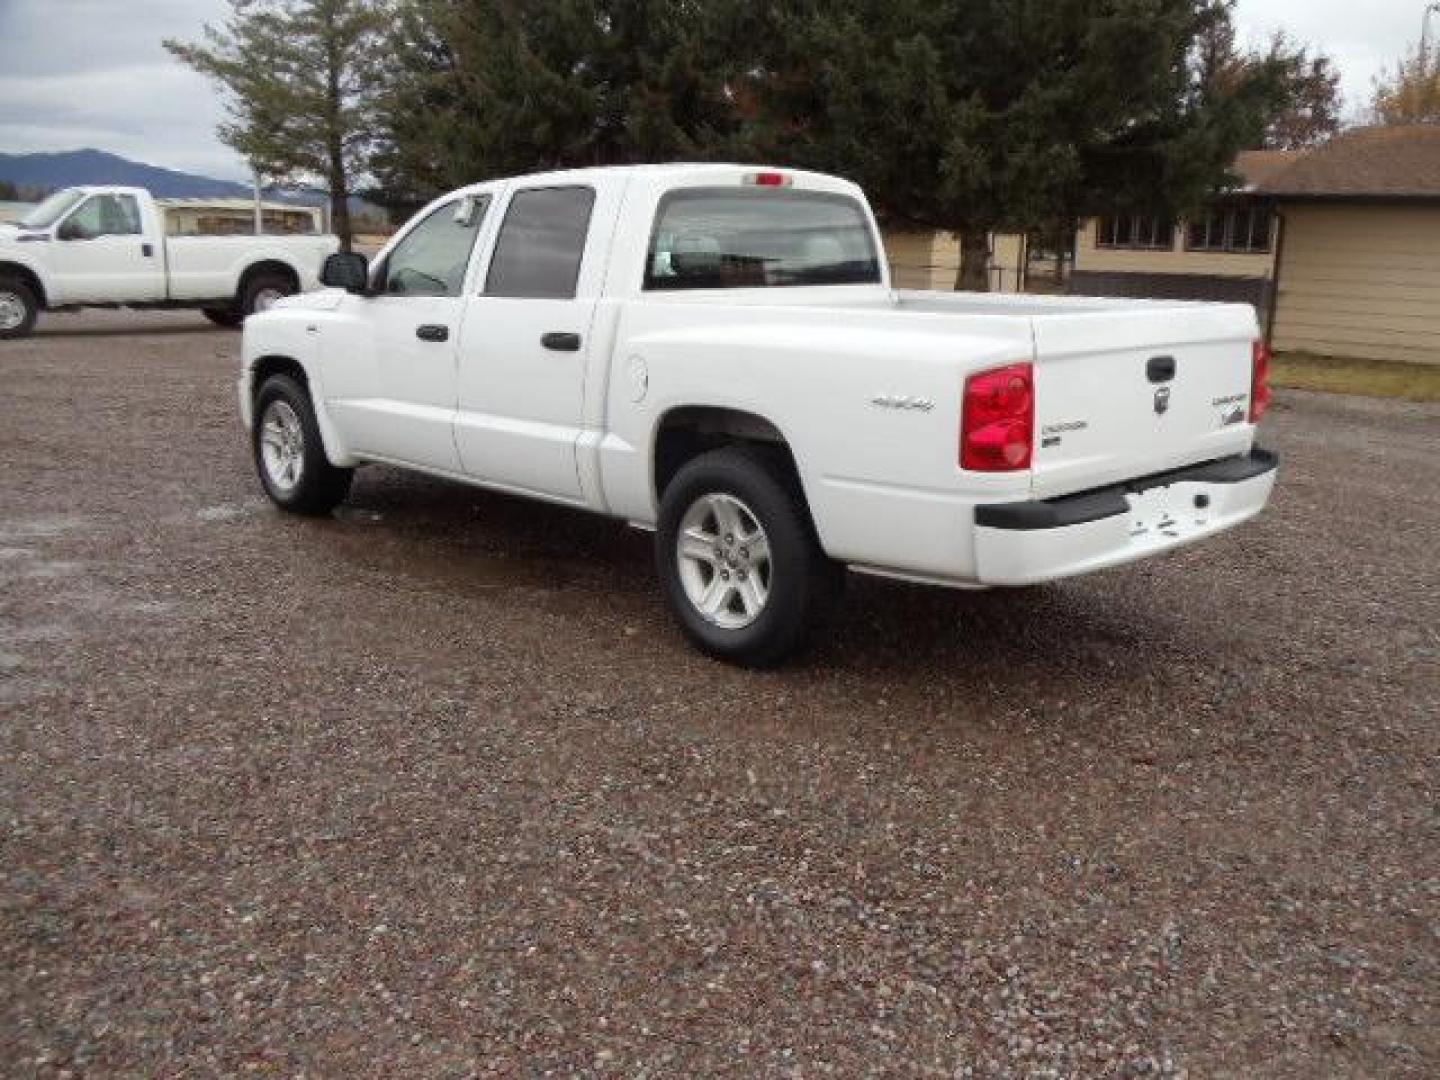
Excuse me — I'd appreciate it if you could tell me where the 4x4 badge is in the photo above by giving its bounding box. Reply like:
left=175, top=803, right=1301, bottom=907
left=1153, top=386, right=1171, bottom=415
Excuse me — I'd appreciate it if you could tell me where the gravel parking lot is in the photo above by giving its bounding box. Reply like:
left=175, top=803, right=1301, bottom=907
left=2, top=310, right=1436, bottom=1076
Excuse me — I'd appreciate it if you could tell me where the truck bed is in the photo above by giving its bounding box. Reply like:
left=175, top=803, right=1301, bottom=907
left=636, top=284, right=1261, bottom=500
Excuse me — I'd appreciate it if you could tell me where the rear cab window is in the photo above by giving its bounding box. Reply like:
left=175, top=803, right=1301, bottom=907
left=645, top=188, right=881, bottom=290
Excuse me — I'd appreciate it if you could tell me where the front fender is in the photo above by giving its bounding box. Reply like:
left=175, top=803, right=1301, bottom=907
left=0, top=249, right=53, bottom=305
left=241, top=311, right=356, bottom=466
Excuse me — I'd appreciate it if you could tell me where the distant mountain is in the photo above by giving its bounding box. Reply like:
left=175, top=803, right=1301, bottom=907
left=0, top=148, right=252, bottom=199
left=0, top=149, right=374, bottom=217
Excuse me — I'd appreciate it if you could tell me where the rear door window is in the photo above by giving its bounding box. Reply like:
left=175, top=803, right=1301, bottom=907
left=483, top=187, right=596, bottom=299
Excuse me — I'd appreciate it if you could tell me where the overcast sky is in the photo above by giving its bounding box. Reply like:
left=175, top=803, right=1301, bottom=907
left=0, top=0, right=1430, bottom=183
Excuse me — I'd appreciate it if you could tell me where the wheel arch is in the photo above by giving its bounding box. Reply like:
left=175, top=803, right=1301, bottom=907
left=250, top=354, right=310, bottom=400
left=649, top=405, right=831, bottom=549
left=237, top=258, right=301, bottom=302
left=248, top=353, right=354, bottom=466
left=0, top=260, right=48, bottom=308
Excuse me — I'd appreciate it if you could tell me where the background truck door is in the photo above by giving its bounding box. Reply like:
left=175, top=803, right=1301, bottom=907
left=454, top=183, right=613, bottom=503
left=49, top=193, right=164, bottom=303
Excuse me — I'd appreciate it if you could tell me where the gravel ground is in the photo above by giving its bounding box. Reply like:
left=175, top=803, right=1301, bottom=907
left=2, top=310, right=1436, bottom=1077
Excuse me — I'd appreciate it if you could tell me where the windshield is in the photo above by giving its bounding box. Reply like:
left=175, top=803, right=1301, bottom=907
left=645, top=188, right=882, bottom=290
left=19, top=188, right=86, bottom=231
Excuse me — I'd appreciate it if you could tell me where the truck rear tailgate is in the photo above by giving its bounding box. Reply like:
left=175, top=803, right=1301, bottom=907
left=1028, top=303, right=1259, bottom=500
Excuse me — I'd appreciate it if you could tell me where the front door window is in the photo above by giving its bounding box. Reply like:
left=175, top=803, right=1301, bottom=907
left=63, top=194, right=142, bottom=240
left=377, top=196, right=488, bottom=297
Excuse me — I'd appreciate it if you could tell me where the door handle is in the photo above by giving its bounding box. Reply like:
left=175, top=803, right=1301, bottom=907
left=141, top=242, right=154, bottom=258
left=1146, top=354, right=1176, bottom=383
left=416, top=324, right=450, bottom=343
left=541, top=331, right=582, bottom=352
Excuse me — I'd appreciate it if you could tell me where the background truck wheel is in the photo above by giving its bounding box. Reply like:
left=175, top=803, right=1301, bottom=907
left=253, top=374, right=353, bottom=515
left=656, top=446, right=839, bottom=667
left=240, top=272, right=295, bottom=318
left=203, top=307, right=243, bottom=329
left=0, top=275, right=39, bottom=340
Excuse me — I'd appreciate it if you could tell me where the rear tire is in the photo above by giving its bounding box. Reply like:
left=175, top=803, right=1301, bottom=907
left=240, top=271, right=296, bottom=318
left=656, top=446, right=839, bottom=667
left=204, top=307, right=243, bottom=329
left=253, top=374, right=353, bottom=515
left=0, top=275, right=39, bottom=340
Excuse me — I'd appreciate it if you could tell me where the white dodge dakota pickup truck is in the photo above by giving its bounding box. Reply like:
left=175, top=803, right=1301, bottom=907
left=0, top=186, right=338, bottom=338
left=238, top=164, right=1278, bottom=665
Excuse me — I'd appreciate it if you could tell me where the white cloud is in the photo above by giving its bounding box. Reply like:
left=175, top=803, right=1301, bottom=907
left=0, top=0, right=247, bottom=179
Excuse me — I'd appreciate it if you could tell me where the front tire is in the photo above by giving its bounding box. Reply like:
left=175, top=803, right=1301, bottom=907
left=253, top=374, right=353, bottom=515
left=656, top=447, right=838, bottom=667
left=0, top=275, right=39, bottom=340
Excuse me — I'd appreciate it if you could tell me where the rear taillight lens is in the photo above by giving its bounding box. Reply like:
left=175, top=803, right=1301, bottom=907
left=961, top=362, right=1034, bottom=471
left=1251, top=340, right=1272, bottom=423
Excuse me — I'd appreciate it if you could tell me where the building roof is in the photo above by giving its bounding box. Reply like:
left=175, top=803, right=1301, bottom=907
left=1233, top=150, right=1304, bottom=191
left=1255, top=126, right=1440, bottom=199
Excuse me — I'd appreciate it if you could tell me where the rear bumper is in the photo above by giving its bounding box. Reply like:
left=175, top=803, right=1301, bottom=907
left=973, top=447, right=1278, bottom=586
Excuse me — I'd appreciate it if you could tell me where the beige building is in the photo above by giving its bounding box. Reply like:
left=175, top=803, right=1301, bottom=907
left=1070, top=128, right=1440, bottom=365
left=885, top=229, right=1028, bottom=292
left=1070, top=150, right=1298, bottom=313
left=1258, top=126, right=1440, bottom=367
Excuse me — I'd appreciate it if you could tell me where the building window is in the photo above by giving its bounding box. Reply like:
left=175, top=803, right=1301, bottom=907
left=1186, top=206, right=1272, bottom=254
left=1095, top=215, right=1176, bottom=251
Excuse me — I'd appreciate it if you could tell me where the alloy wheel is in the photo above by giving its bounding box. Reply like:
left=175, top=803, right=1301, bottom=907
left=259, top=399, right=305, bottom=492
left=675, top=492, right=772, bottom=629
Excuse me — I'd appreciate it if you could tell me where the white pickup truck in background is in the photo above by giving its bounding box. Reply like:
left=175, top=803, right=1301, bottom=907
left=0, top=186, right=338, bottom=338
left=238, top=163, right=1278, bottom=665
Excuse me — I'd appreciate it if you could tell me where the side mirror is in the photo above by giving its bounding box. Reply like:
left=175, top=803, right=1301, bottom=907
left=321, top=251, right=370, bottom=294
left=57, top=219, right=83, bottom=241
left=453, top=195, right=482, bottom=228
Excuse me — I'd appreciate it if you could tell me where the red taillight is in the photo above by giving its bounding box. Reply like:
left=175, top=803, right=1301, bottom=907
left=1250, top=340, right=1272, bottom=423
left=961, top=362, right=1034, bottom=471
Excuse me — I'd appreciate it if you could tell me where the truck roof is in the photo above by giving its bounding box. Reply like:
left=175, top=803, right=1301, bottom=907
left=448, top=162, right=863, bottom=197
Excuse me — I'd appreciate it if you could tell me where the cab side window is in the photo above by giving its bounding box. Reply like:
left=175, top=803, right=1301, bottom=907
left=64, top=194, right=142, bottom=239
left=379, top=195, right=488, bottom=297
left=483, top=187, right=595, bottom=299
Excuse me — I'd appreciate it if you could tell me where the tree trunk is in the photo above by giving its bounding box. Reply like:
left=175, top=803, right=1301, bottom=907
left=324, top=29, right=351, bottom=253
left=954, top=228, right=991, bottom=292
left=330, top=170, right=352, bottom=253
left=1052, top=220, right=1071, bottom=288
